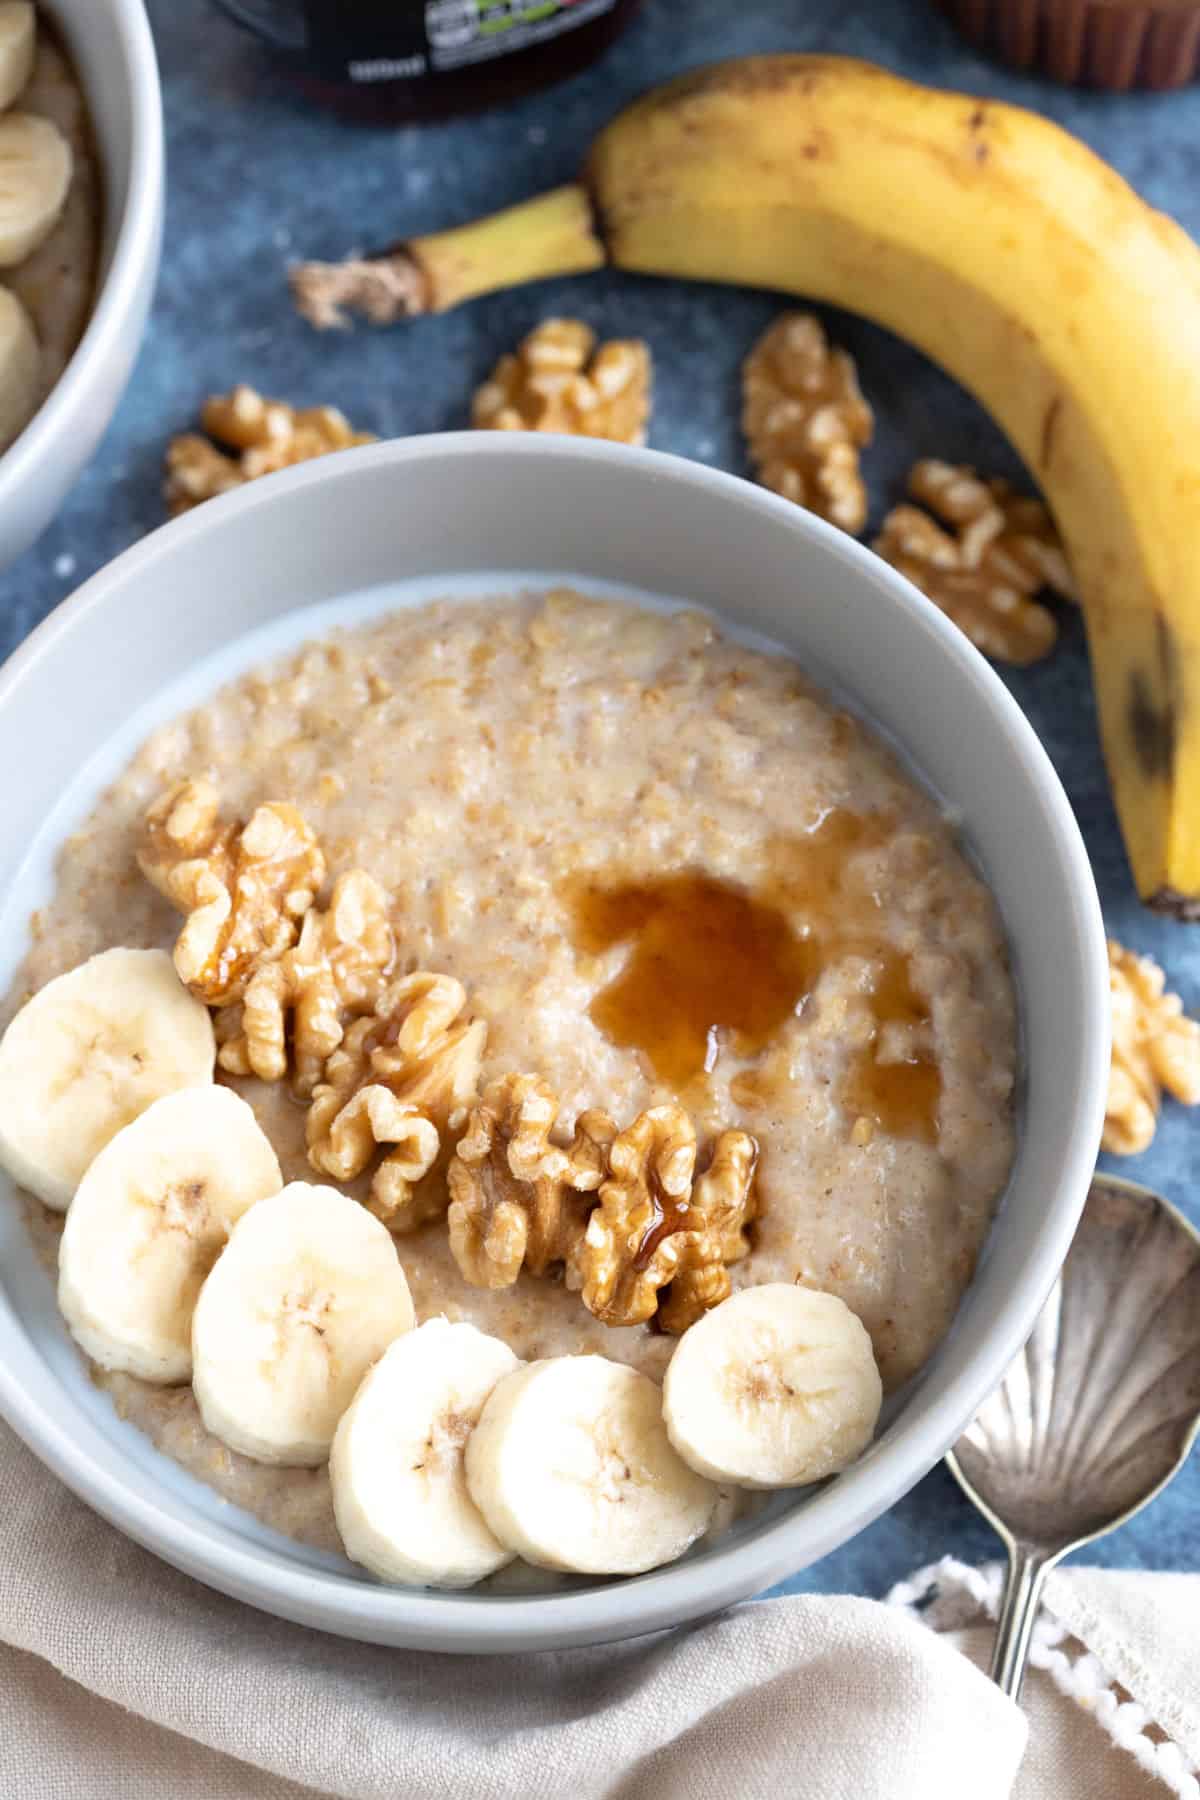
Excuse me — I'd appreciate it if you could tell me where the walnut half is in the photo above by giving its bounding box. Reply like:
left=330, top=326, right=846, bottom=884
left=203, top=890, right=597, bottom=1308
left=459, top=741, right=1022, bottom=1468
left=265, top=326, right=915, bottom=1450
left=139, top=779, right=325, bottom=1005
left=446, top=1084, right=758, bottom=1336
left=577, top=1109, right=758, bottom=1333
left=576, top=1104, right=699, bottom=1328
left=472, top=318, right=651, bottom=446
left=307, top=972, right=486, bottom=1229
left=658, top=1127, right=759, bottom=1334
left=742, top=313, right=873, bottom=534
left=165, top=386, right=377, bottom=514
left=217, top=868, right=395, bottom=1096
left=447, top=1075, right=614, bottom=1290
left=874, top=460, right=1074, bottom=666
left=1105, top=939, right=1200, bottom=1154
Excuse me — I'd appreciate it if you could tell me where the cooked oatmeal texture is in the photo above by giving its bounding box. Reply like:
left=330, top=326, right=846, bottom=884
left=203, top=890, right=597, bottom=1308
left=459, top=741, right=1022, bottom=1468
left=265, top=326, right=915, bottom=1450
left=5, top=590, right=1016, bottom=1554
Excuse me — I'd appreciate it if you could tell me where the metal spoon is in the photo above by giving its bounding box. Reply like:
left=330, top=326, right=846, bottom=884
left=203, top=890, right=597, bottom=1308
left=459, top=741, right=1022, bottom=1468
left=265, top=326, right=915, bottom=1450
left=946, top=1173, right=1200, bottom=1701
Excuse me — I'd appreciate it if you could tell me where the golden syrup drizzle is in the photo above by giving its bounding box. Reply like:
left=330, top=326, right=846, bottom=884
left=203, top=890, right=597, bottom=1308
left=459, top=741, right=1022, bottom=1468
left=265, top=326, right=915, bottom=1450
left=632, top=1167, right=691, bottom=1271
left=568, top=872, right=817, bottom=1090
left=564, top=807, right=942, bottom=1144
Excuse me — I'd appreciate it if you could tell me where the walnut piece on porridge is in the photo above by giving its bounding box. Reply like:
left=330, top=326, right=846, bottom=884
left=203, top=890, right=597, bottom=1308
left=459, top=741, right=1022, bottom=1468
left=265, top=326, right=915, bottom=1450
left=164, top=385, right=377, bottom=514
left=471, top=318, right=650, bottom=445
left=138, top=780, right=325, bottom=1006
left=217, top=869, right=395, bottom=1096
left=307, top=972, right=486, bottom=1228
left=1105, top=940, right=1200, bottom=1154
left=575, top=1103, right=697, bottom=1327
left=445, top=1079, right=759, bottom=1333
left=742, top=312, right=874, bottom=535
left=873, top=460, right=1074, bottom=666
left=579, top=1109, right=759, bottom=1333
left=446, top=1074, right=614, bottom=1289
left=657, top=1128, right=758, bottom=1335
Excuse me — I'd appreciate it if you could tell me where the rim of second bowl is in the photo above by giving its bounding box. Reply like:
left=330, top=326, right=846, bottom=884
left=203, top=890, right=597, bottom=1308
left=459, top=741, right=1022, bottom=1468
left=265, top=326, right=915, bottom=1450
left=0, top=434, right=1111, bottom=1651
left=0, top=0, right=164, bottom=514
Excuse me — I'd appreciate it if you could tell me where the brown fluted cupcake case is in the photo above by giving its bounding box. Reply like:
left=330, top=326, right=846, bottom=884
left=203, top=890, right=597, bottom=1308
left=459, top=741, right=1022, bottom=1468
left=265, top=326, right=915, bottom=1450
left=935, top=0, right=1200, bottom=89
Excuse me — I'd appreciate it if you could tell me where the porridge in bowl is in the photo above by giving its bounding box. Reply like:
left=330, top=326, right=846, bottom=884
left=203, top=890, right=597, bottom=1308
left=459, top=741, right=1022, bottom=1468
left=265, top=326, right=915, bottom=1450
left=0, top=589, right=1016, bottom=1579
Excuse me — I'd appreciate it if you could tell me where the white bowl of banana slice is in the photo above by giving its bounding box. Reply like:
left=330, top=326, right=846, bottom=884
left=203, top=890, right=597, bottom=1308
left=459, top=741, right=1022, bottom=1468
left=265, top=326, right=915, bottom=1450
left=0, top=435, right=1109, bottom=1650
left=0, top=0, right=161, bottom=563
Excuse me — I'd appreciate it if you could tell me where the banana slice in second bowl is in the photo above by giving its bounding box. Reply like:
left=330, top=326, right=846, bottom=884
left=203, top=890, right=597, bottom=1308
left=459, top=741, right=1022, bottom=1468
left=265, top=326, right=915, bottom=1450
left=0, top=109, right=71, bottom=265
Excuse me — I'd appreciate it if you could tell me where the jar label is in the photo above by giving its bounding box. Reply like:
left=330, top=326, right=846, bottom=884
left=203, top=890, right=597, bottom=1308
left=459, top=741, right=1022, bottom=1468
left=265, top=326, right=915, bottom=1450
left=303, top=0, right=620, bottom=83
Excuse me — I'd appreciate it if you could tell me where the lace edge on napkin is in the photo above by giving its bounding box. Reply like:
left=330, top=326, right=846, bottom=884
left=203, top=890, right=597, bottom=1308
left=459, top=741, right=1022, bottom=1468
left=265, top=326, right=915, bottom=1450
left=886, top=1558, right=1200, bottom=1800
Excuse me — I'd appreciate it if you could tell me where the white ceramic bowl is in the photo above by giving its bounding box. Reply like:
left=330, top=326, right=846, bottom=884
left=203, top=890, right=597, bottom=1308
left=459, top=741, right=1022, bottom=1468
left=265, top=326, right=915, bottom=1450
left=0, top=435, right=1109, bottom=1651
left=0, top=0, right=162, bottom=563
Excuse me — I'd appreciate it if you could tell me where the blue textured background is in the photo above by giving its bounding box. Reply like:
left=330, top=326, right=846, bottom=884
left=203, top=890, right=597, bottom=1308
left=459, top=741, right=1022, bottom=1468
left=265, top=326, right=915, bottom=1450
left=6, top=0, right=1200, bottom=1598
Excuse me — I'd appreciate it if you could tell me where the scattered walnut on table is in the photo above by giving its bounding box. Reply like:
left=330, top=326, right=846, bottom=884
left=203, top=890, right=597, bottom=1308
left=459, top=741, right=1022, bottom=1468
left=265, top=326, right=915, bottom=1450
left=472, top=318, right=651, bottom=445
left=873, top=459, right=1074, bottom=666
left=217, top=868, right=395, bottom=1096
left=742, top=312, right=874, bottom=534
left=164, top=384, right=377, bottom=514
left=446, top=1074, right=615, bottom=1290
left=1105, top=939, right=1200, bottom=1154
left=138, top=778, right=325, bottom=1005
left=306, top=971, right=486, bottom=1229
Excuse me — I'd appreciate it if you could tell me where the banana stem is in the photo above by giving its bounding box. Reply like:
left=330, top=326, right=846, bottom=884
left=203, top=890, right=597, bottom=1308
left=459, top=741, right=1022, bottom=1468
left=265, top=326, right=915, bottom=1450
left=290, top=184, right=605, bottom=329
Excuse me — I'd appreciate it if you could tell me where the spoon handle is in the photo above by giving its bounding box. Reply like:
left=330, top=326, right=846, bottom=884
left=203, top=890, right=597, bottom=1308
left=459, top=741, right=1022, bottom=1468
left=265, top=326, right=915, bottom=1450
left=991, top=1542, right=1054, bottom=1700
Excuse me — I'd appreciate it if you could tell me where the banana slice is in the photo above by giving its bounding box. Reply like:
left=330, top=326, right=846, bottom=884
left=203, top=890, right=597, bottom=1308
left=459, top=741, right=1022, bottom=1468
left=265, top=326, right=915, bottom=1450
left=662, top=1284, right=883, bottom=1490
left=0, top=947, right=216, bottom=1210
left=464, top=1355, right=716, bottom=1576
left=331, top=1319, right=521, bottom=1588
left=0, top=283, right=39, bottom=451
left=57, top=1086, right=282, bottom=1384
left=0, top=110, right=70, bottom=266
left=0, top=6, right=34, bottom=112
left=191, top=1182, right=415, bottom=1466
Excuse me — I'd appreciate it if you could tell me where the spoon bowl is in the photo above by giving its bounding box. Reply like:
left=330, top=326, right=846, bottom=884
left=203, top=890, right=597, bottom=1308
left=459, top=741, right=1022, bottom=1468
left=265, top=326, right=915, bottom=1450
left=948, top=1173, right=1200, bottom=1697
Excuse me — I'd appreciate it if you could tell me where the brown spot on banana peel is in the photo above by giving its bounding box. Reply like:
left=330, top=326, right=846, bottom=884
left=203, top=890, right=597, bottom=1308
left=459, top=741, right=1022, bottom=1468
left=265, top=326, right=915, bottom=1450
left=1126, top=616, right=1189, bottom=915
left=968, top=103, right=990, bottom=164
left=1128, top=667, right=1176, bottom=782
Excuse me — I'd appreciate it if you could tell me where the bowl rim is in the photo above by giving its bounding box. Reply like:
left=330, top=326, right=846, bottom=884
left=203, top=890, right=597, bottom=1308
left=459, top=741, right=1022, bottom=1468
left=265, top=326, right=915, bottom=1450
left=0, top=0, right=164, bottom=511
left=0, top=433, right=1111, bottom=1650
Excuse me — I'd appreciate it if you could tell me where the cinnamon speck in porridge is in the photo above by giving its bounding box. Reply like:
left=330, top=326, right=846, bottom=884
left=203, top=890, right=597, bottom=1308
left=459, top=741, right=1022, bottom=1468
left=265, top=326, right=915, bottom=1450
left=4, top=589, right=1016, bottom=1554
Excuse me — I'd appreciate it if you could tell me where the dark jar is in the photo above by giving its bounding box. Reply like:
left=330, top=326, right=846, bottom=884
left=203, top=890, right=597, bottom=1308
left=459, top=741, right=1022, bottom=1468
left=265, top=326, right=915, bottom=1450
left=210, top=0, right=643, bottom=122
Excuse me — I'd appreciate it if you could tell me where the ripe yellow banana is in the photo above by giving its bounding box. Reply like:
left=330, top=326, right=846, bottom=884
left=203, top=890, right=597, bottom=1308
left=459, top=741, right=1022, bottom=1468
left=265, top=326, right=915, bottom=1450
left=292, top=55, right=1200, bottom=913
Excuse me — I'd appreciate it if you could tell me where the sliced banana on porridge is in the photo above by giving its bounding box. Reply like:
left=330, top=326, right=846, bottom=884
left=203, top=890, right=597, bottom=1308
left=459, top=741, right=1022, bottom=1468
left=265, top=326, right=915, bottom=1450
left=57, top=1087, right=282, bottom=1384
left=0, top=946, right=216, bottom=1209
left=332, top=1319, right=521, bottom=1589
left=662, top=1284, right=883, bottom=1490
left=0, top=4, right=34, bottom=111
left=465, top=1355, right=717, bottom=1575
left=191, top=1182, right=415, bottom=1467
left=0, top=108, right=71, bottom=265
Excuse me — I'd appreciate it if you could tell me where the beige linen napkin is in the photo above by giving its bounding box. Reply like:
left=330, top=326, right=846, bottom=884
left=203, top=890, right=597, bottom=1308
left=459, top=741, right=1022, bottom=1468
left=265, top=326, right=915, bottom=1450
left=0, top=1415, right=1195, bottom=1800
